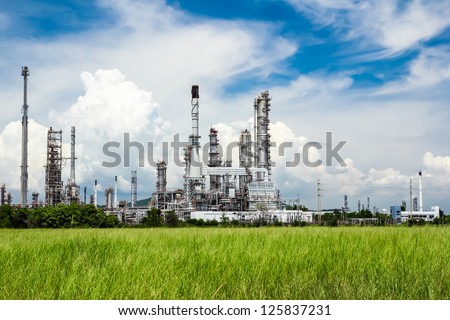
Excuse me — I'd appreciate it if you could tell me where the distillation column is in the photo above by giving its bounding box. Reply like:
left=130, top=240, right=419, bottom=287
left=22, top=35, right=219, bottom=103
left=254, top=91, right=272, bottom=181
left=239, top=129, right=252, bottom=189
left=156, top=160, right=167, bottom=210
left=131, top=170, right=137, bottom=207
left=105, top=187, right=113, bottom=210
left=156, top=161, right=167, bottom=193
left=20, top=66, right=29, bottom=207
left=208, top=128, right=221, bottom=190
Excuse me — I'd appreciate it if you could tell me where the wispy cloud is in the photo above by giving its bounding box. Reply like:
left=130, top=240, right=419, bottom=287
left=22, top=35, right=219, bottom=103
left=286, top=0, right=450, bottom=55
left=377, top=45, right=450, bottom=94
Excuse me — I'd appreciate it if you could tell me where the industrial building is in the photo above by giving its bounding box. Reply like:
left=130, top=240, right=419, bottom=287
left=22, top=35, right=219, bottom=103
left=390, top=171, right=440, bottom=223
left=390, top=206, right=440, bottom=223
left=148, top=85, right=283, bottom=222
left=8, top=67, right=444, bottom=225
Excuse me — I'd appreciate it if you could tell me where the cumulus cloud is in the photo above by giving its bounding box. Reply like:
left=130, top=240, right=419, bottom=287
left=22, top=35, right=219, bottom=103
left=423, top=152, right=450, bottom=175
left=0, top=119, right=47, bottom=195
left=49, top=69, right=170, bottom=196
left=0, top=0, right=298, bottom=203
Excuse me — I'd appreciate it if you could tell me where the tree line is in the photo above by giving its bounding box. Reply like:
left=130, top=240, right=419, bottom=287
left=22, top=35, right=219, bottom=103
left=0, top=204, right=120, bottom=228
left=1, top=205, right=449, bottom=229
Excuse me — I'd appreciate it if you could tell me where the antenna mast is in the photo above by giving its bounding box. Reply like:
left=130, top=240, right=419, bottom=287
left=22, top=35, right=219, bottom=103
left=20, top=66, right=29, bottom=208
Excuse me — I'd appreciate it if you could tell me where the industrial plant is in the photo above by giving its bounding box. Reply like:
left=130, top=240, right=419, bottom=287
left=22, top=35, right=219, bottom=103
left=1, top=67, right=442, bottom=225
left=149, top=85, right=282, bottom=222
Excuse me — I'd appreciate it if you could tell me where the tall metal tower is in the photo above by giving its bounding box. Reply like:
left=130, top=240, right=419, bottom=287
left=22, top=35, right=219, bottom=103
left=31, top=192, right=39, bottom=208
left=418, top=170, right=423, bottom=212
left=131, top=170, right=137, bottom=207
left=254, top=91, right=271, bottom=181
left=1, top=184, right=6, bottom=206
left=105, top=187, right=113, bottom=210
left=70, top=126, right=76, bottom=184
left=344, top=195, right=349, bottom=212
left=156, top=161, right=167, bottom=193
left=20, top=66, right=30, bottom=207
left=184, top=85, right=205, bottom=209
left=208, top=128, right=221, bottom=190
left=66, top=126, right=80, bottom=204
left=94, top=180, right=98, bottom=208
left=317, top=179, right=321, bottom=222
left=188, top=85, right=203, bottom=187
left=45, top=127, right=63, bottom=206
left=239, top=129, right=252, bottom=190
left=114, top=176, right=118, bottom=210
left=239, top=129, right=252, bottom=168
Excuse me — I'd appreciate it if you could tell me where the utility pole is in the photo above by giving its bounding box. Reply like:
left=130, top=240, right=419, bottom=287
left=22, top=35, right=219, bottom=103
left=20, top=66, right=29, bottom=208
left=317, top=179, right=321, bottom=223
left=410, top=177, right=413, bottom=221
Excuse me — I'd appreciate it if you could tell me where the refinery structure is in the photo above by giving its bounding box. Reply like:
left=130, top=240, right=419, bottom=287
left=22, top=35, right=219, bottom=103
left=9, top=66, right=284, bottom=222
left=150, top=85, right=281, bottom=221
left=1, top=66, right=442, bottom=224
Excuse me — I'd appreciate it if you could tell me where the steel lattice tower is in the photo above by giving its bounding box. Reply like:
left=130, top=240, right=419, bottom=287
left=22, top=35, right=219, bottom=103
left=45, top=128, right=63, bottom=206
left=20, top=66, right=29, bottom=207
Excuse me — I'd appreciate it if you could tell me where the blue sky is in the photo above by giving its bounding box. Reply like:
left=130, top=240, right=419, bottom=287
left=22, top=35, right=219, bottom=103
left=1, top=0, right=450, bottom=212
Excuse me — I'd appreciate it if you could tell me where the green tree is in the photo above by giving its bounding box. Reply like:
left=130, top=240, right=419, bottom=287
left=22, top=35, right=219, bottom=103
left=0, top=205, right=13, bottom=228
left=141, top=208, right=163, bottom=227
left=165, top=211, right=179, bottom=227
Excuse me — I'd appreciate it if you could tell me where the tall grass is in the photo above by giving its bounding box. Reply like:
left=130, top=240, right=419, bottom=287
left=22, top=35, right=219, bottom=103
left=0, top=227, right=449, bottom=299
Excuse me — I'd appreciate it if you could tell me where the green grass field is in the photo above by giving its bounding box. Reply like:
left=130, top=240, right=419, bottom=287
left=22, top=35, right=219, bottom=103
left=0, top=227, right=449, bottom=299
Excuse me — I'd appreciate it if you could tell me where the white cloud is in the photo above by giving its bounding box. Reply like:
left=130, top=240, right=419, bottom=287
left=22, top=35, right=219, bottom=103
left=423, top=152, right=450, bottom=175
left=270, top=72, right=354, bottom=110
left=0, top=119, right=47, bottom=196
left=287, top=0, right=450, bottom=54
left=0, top=0, right=299, bottom=203
left=1, top=0, right=450, bottom=210
left=49, top=69, right=170, bottom=195
left=377, top=45, right=450, bottom=94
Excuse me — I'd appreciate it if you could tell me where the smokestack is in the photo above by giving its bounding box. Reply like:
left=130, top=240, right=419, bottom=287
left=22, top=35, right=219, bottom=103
left=94, top=180, right=98, bottom=208
left=114, top=176, right=118, bottom=210
left=419, top=171, right=423, bottom=212
left=20, top=66, right=30, bottom=208
left=189, top=85, right=202, bottom=179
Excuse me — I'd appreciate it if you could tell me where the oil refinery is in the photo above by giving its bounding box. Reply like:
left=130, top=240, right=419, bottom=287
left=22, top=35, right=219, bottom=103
left=7, top=66, right=287, bottom=223
left=150, top=85, right=282, bottom=222
left=1, top=66, right=441, bottom=225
